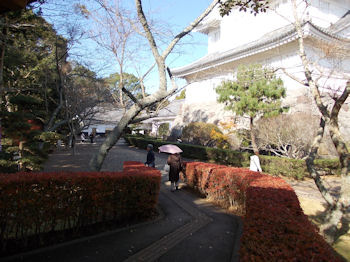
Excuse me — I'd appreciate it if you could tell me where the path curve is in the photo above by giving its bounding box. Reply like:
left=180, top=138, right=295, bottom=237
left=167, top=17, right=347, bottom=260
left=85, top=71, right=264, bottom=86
left=3, top=139, right=242, bottom=262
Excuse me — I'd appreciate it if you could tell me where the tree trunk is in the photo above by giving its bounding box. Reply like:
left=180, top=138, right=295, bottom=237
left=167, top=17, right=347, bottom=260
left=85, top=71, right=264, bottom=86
left=250, top=117, right=258, bottom=154
left=119, top=71, right=124, bottom=107
left=305, top=117, right=336, bottom=206
left=0, top=15, right=8, bottom=152
left=90, top=0, right=219, bottom=171
left=291, top=0, right=349, bottom=243
left=90, top=104, right=142, bottom=171
left=0, top=15, right=7, bottom=97
left=320, top=83, right=350, bottom=243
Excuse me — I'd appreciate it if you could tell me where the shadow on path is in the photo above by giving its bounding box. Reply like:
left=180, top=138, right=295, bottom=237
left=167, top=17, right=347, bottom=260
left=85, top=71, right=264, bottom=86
left=4, top=139, right=242, bottom=262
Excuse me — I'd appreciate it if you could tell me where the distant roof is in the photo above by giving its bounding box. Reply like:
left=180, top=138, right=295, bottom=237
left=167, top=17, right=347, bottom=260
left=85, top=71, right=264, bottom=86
left=88, top=106, right=125, bottom=125
left=142, top=99, right=185, bottom=123
left=328, top=10, right=350, bottom=34
left=172, top=21, right=350, bottom=78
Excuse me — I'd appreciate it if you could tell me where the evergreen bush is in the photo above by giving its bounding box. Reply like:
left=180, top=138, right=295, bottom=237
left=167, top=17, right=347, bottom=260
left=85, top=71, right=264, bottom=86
left=125, top=135, right=340, bottom=179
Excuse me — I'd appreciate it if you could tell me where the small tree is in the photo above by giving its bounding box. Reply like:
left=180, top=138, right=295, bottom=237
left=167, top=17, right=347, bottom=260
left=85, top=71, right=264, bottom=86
left=216, top=64, right=286, bottom=153
left=182, top=122, right=229, bottom=148
left=105, top=72, right=142, bottom=107
left=158, top=123, right=169, bottom=138
left=255, top=113, right=320, bottom=159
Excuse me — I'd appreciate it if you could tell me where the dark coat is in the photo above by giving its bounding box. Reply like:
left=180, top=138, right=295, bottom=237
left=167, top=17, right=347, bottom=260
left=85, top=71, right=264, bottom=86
left=167, top=154, right=183, bottom=182
left=145, top=150, right=155, bottom=167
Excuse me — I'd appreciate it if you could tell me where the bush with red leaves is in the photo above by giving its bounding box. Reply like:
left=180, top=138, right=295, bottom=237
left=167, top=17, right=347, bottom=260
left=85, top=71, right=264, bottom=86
left=0, top=162, right=161, bottom=255
left=184, top=162, right=343, bottom=262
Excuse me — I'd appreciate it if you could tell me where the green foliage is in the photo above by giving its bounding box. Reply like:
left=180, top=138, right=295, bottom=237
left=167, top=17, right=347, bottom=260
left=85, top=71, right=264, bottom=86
left=216, top=64, right=286, bottom=153
left=105, top=72, right=142, bottom=105
left=124, top=135, right=341, bottom=180
left=158, top=123, right=169, bottom=138
left=9, top=94, right=42, bottom=108
left=0, top=152, right=18, bottom=173
left=34, top=131, right=62, bottom=146
left=175, top=89, right=186, bottom=100
left=1, top=10, right=107, bottom=172
left=218, top=0, right=269, bottom=16
left=216, top=64, right=286, bottom=119
left=181, top=122, right=229, bottom=148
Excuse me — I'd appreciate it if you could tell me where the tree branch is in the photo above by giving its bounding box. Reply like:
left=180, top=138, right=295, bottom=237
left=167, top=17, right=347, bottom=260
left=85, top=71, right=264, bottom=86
left=135, top=0, right=166, bottom=91
left=162, top=0, right=219, bottom=59
left=279, top=68, right=305, bottom=85
left=121, top=86, right=140, bottom=105
left=130, top=112, right=158, bottom=124
left=331, top=80, right=350, bottom=119
left=291, top=0, right=329, bottom=118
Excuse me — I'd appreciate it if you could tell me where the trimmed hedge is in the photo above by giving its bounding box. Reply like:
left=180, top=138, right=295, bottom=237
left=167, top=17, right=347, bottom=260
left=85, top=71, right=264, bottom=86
left=0, top=162, right=161, bottom=255
left=184, top=162, right=343, bottom=262
left=125, top=135, right=340, bottom=179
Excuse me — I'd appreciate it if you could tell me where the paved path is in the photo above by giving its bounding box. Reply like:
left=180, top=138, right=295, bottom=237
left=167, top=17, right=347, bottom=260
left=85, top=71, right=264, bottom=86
left=3, top=139, right=242, bottom=262
left=286, top=177, right=341, bottom=202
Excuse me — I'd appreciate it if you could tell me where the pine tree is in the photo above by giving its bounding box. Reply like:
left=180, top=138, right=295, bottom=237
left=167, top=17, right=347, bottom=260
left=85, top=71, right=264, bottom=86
left=216, top=64, right=286, bottom=153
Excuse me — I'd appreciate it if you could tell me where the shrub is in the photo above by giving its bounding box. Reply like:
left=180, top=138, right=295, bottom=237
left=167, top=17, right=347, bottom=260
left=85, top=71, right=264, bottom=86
left=184, top=162, right=343, bottom=262
left=34, top=131, right=62, bottom=147
left=0, top=162, right=161, bottom=256
left=181, top=122, right=229, bottom=148
left=255, top=113, right=319, bottom=159
left=124, top=135, right=340, bottom=179
left=158, top=123, right=170, bottom=138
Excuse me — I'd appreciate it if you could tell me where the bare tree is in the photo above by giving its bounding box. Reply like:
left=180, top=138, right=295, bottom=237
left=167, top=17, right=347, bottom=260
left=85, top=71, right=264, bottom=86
left=77, top=0, right=147, bottom=109
left=288, top=0, right=350, bottom=243
left=89, top=0, right=220, bottom=170
left=255, top=113, right=320, bottom=159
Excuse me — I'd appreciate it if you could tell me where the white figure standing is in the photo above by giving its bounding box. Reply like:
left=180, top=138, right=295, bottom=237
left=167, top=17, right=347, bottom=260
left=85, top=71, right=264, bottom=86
left=250, top=153, right=262, bottom=172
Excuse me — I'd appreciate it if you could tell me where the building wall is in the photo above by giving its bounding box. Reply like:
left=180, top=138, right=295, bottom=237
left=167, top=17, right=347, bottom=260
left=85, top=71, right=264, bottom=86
left=82, top=124, right=116, bottom=135
left=173, top=40, right=350, bottom=140
left=205, top=0, right=349, bottom=54
left=173, top=0, right=350, bottom=146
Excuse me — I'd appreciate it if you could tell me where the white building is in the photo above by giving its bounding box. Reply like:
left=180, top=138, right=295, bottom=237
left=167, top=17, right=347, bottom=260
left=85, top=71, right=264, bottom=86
left=81, top=106, right=124, bottom=135
left=82, top=100, right=185, bottom=137
left=171, top=0, right=350, bottom=138
left=142, top=99, right=185, bottom=136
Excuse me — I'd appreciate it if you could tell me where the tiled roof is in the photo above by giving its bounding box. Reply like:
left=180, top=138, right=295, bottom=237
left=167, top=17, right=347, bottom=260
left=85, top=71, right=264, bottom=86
left=142, top=99, right=185, bottom=123
left=172, top=21, right=350, bottom=78
left=328, top=10, right=350, bottom=34
left=88, top=106, right=125, bottom=125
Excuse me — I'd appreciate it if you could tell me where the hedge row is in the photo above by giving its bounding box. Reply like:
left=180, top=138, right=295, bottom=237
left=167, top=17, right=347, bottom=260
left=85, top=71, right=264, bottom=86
left=184, top=162, right=343, bottom=262
left=0, top=162, right=161, bottom=255
left=125, top=135, right=340, bottom=179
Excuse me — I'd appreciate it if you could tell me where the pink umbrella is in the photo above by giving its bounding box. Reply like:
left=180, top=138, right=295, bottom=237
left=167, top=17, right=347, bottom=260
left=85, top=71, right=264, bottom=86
left=158, top=144, right=183, bottom=154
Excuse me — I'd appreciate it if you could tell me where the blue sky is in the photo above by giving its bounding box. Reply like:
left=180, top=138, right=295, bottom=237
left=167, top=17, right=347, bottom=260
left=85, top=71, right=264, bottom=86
left=41, top=0, right=213, bottom=94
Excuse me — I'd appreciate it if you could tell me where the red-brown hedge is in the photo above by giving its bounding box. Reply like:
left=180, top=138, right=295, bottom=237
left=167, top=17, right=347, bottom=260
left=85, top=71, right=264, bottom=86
left=0, top=162, right=161, bottom=255
left=184, top=162, right=343, bottom=262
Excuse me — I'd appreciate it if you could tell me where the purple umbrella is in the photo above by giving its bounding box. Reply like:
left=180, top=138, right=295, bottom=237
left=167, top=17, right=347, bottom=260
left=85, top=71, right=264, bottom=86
left=158, top=144, right=183, bottom=154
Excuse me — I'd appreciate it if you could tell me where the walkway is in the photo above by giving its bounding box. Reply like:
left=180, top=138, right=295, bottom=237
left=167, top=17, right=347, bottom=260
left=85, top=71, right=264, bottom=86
left=3, top=139, right=242, bottom=262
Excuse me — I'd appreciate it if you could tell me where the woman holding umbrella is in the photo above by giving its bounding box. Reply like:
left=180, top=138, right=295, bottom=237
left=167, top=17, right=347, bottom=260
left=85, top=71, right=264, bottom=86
left=159, top=145, right=183, bottom=192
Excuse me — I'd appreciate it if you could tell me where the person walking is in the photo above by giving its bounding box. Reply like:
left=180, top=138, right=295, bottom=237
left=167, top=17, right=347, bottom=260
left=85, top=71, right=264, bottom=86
left=249, top=152, right=262, bottom=172
left=145, top=144, right=155, bottom=167
left=89, top=133, right=95, bottom=143
left=167, top=153, right=183, bottom=192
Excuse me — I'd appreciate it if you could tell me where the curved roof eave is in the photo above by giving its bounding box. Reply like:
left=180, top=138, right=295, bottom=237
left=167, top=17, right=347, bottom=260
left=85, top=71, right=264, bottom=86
left=172, top=21, right=350, bottom=78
